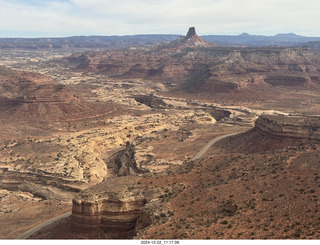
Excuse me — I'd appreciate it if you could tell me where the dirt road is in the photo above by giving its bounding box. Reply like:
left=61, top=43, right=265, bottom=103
left=191, top=132, right=241, bottom=161
left=17, top=211, right=72, bottom=239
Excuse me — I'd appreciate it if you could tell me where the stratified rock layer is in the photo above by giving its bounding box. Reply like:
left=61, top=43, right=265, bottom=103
left=255, top=115, right=320, bottom=140
left=62, top=29, right=320, bottom=98
left=0, top=65, right=101, bottom=123
left=70, top=177, right=148, bottom=237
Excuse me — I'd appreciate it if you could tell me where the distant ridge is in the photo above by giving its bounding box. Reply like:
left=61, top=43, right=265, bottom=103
left=202, top=33, right=320, bottom=47
left=1, top=29, right=320, bottom=50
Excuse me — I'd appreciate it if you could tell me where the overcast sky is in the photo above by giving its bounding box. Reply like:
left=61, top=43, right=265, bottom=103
left=0, top=0, right=320, bottom=37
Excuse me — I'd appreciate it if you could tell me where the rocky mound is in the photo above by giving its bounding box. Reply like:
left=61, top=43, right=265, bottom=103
left=0, top=65, right=99, bottom=123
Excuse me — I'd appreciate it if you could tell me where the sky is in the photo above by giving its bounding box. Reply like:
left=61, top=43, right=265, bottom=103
left=0, top=0, right=320, bottom=38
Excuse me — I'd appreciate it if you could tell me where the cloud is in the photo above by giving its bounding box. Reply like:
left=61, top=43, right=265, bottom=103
left=0, top=0, right=319, bottom=37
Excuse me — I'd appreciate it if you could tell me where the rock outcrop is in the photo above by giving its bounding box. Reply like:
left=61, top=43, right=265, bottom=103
left=133, top=94, right=168, bottom=109
left=255, top=115, right=320, bottom=140
left=70, top=175, right=183, bottom=238
left=156, top=27, right=216, bottom=51
left=186, top=27, right=196, bottom=37
left=70, top=177, right=149, bottom=238
left=107, top=142, right=144, bottom=177
left=207, top=108, right=232, bottom=121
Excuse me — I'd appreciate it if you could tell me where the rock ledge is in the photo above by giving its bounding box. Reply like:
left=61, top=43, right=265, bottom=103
left=255, top=115, right=320, bottom=140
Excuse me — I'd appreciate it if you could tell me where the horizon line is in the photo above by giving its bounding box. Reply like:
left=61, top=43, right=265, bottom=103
left=1, top=32, right=320, bottom=39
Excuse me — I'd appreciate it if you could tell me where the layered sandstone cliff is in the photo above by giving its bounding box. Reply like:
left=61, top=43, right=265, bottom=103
left=71, top=143, right=153, bottom=237
left=255, top=115, right=320, bottom=140
left=70, top=175, right=183, bottom=238
left=70, top=177, right=149, bottom=237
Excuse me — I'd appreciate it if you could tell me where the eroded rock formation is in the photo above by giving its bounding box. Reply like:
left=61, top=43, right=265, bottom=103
left=70, top=175, right=184, bottom=238
left=206, top=108, right=232, bottom=121
left=255, top=115, right=320, bottom=140
left=133, top=94, right=168, bottom=109
left=70, top=177, right=149, bottom=238
left=107, top=142, right=144, bottom=177
left=157, top=26, right=216, bottom=51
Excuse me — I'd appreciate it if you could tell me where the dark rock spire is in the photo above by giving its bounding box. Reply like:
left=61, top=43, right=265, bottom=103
left=186, top=27, right=196, bottom=38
